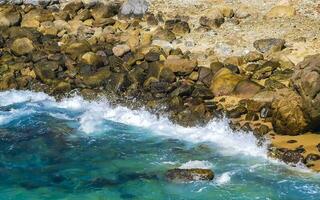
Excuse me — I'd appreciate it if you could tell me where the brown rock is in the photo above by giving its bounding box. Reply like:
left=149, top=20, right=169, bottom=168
left=0, top=5, right=21, bottom=27
left=164, top=56, right=197, bottom=74
left=10, top=38, right=34, bottom=56
left=272, top=89, right=309, bottom=135
left=253, top=38, right=285, bottom=54
left=234, top=80, right=263, bottom=98
left=266, top=6, right=296, bottom=18
left=210, top=68, right=243, bottom=96
left=166, top=168, right=214, bottom=182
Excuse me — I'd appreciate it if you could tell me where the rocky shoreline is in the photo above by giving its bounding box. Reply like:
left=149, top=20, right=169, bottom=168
left=0, top=0, right=319, bottom=172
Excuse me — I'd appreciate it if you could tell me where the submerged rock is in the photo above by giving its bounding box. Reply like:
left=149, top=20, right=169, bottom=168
left=166, top=168, right=214, bottom=182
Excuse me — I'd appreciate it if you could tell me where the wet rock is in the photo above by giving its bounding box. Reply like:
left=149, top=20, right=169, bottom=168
left=234, top=80, right=263, bottom=98
left=10, top=37, right=34, bottom=56
left=166, top=168, right=214, bottom=182
left=164, top=56, right=197, bottom=75
left=82, top=67, right=111, bottom=88
left=254, top=125, right=270, bottom=136
left=210, top=68, right=243, bottom=96
left=0, top=5, right=21, bottom=26
left=253, top=38, right=285, bottom=54
left=228, top=106, right=247, bottom=118
left=291, top=54, right=320, bottom=131
left=266, top=5, right=296, bottom=18
left=282, top=150, right=304, bottom=164
left=272, top=89, right=309, bottom=135
left=52, top=81, right=71, bottom=94
left=198, top=67, right=212, bottom=87
left=120, top=0, right=148, bottom=17
left=304, top=154, right=320, bottom=164
left=34, top=60, right=59, bottom=84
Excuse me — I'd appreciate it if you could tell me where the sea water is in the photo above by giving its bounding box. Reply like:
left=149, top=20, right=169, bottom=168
left=0, top=90, right=319, bottom=200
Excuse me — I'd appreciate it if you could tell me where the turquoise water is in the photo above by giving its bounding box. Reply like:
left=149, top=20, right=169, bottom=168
left=0, top=90, right=319, bottom=200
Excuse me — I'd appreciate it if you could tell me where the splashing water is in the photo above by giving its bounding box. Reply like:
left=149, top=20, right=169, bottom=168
left=0, top=90, right=319, bottom=200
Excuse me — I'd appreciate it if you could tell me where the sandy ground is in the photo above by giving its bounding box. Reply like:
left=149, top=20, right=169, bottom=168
left=147, top=0, right=320, bottom=66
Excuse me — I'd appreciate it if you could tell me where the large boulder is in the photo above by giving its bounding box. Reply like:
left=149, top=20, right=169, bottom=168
left=291, top=54, right=320, bottom=131
left=166, top=168, right=214, bottom=182
left=271, top=89, right=309, bottom=135
left=210, top=68, right=243, bottom=96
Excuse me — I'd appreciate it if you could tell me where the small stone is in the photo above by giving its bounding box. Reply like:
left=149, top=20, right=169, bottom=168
left=254, top=38, right=285, bottom=54
left=112, top=44, right=130, bottom=57
left=10, top=38, right=34, bottom=56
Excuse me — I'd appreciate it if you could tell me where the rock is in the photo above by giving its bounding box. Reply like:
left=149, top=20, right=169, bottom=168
left=34, top=60, right=59, bottom=84
left=234, top=80, right=263, bottom=98
left=266, top=5, right=296, bottom=18
left=254, top=38, right=285, bottom=54
left=0, top=5, right=21, bottom=26
left=21, top=8, right=53, bottom=28
left=254, top=125, right=270, bottom=136
left=282, top=150, right=304, bottom=164
left=112, top=44, right=130, bottom=57
left=145, top=51, right=160, bottom=62
left=82, top=67, right=111, bottom=88
left=164, top=56, right=197, bottom=75
left=210, top=68, right=243, bottom=96
left=160, top=67, right=176, bottom=83
left=252, top=61, right=280, bottom=80
left=153, top=28, right=176, bottom=42
left=39, top=21, right=58, bottom=35
left=166, top=168, right=214, bottom=182
left=304, top=153, right=320, bottom=164
left=264, top=79, right=286, bottom=90
left=210, top=61, right=224, bottom=75
left=198, top=67, right=212, bottom=87
left=199, top=14, right=224, bottom=29
left=10, top=37, right=34, bottom=56
left=52, top=81, right=71, bottom=94
left=172, top=21, right=190, bottom=36
left=64, top=41, right=91, bottom=59
left=291, top=54, right=320, bottom=131
left=90, top=3, right=118, bottom=20
left=228, top=106, right=247, bottom=118
left=317, top=143, right=320, bottom=152
left=244, top=51, right=263, bottom=63
left=120, top=0, right=148, bottom=17
left=272, top=89, right=309, bottom=135
left=81, top=52, right=103, bottom=66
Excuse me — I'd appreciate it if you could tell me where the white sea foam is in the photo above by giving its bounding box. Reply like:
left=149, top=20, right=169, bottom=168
left=179, top=160, right=213, bottom=169
left=215, top=172, right=233, bottom=185
left=0, top=90, right=267, bottom=158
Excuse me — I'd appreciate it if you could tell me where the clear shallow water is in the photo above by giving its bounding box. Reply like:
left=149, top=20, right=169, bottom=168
left=0, top=90, right=319, bottom=200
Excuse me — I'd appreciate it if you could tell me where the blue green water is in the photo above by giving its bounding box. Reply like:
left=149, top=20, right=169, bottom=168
left=0, top=90, right=319, bottom=200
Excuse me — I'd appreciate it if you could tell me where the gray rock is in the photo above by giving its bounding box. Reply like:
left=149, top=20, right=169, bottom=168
left=120, top=0, right=148, bottom=16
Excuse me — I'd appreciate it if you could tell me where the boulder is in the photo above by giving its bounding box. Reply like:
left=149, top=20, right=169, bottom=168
left=120, top=0, right=148, bottom=17
left=164, top=56, right=197, bottom=74
left=0, top=5, right=21, bottom=27
left=166, top=168, right=214, bottom=182
left=253, top=38, right=285, bottom=54
left=271, top=89, right=309, bottom=135
left=234, top=80, right=263, bottom=98
left=10, top=37, right=34, bottom=56
left=266, top=5, right=296, bottom=18
left=210, top=68, right=243, bottom=96
left=291, top=54, right=320, bottom=131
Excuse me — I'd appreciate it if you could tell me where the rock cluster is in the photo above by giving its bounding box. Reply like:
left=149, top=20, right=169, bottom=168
left=0, top=2, right=319, bottom=171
